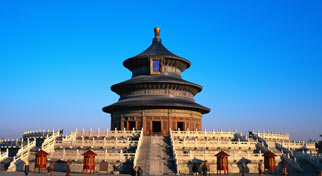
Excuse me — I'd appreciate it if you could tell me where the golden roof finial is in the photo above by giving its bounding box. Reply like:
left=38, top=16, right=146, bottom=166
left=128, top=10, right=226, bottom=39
left=154, top=27, right=160, bottom=38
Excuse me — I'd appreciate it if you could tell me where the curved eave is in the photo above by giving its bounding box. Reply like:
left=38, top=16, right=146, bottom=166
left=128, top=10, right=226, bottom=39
left=123, top=40, right=191, bottom=71
left=102, top=96, right=210, bottom=114
left=111, top=75, right=202, bottom=95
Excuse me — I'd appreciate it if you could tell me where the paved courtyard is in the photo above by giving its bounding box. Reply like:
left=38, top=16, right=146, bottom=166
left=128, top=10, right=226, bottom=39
left=0, top=171, right=319, bottom=176
left=0, top=172, right=130, bottom=176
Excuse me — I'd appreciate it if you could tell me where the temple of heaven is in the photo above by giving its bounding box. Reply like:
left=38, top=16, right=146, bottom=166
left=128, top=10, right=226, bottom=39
left=102, top=27, right=210, bottom=136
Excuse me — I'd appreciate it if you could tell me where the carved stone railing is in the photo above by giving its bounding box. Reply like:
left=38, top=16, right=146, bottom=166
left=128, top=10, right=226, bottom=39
left=294, top=151, right=322, bottom=170
left=0, top=138, right=23, bottom=148
left=169, top=130, right=179, bottom=175
left=171, top=129, right=236, bottom=139
left=74, top=128, right=141, bottom=138
left=173, top=138, right=257, bottom=150
left=50, top=148, right=135, bottom=163
left=176, top=151, right=264, bottom=163
left=57, top=137, right=138, bottom=149
left=61, top=128, right=141, bottom=143
left=249, top=132, right=269, bottom=148
left=133, top=129, right=143, bottom=168
left=62, top=130, right=77, bottom=142
left=23, top=129, right=56, bottom=138
left=0, top=148, right=9, bottom=162
left=281, top=154, right=303, bottom=173
left=278, top=140, right=316, bottom=150
left=7, top=140, right=36, bottom=172
left=42, top=130, right=61, bottom=153
left=275, top=142, right=294, bottom=158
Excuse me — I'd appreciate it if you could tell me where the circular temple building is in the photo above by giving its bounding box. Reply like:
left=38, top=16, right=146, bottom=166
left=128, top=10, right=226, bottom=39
left=102, top=27, right=210, bottom=136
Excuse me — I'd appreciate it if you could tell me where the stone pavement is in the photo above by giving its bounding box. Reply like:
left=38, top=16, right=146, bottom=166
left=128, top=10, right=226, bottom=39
left=0, top=172, right=130, bottom=176
left=0, top=171, right=319, bottom=176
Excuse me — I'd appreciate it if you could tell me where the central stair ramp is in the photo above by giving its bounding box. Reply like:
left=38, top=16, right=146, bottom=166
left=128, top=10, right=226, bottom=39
left=135, top=136, right=176, bottom=175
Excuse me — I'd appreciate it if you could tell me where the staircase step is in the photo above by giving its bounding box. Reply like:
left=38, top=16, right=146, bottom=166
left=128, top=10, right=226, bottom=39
left=135, top=136, right=176, bottom=175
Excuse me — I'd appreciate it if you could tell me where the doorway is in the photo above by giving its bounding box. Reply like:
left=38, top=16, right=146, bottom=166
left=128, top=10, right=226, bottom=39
left=128, top=121, right=136, bottom=130
left=152, top=121, right=161, bottom=134
left=177, top=122, right=184, bottom=131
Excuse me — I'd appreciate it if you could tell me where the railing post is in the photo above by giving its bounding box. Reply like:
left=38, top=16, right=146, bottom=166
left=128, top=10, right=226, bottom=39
left=75, top=128, right=78, bottom=137
left=92, top=137, right=95, bottom=148
left=120, top=149, right=123, bottom=161
left=63, top=148, right=65, bottom=160
left=76, top=149, right=79, bottom=161
left=104, top=149, right=107, bottom=161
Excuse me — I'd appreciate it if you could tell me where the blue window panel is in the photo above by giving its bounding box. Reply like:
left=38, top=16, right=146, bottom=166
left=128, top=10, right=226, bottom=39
left=153, top=60, right=160, bottom=72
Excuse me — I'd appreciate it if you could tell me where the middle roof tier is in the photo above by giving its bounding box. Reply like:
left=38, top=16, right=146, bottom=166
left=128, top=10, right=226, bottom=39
left=111, top=75, right=203, bottom=95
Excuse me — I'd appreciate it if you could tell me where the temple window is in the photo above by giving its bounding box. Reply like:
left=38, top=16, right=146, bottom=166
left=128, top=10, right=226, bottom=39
left=153, top=60, right=160, bottom=72
left=150, top=57, right=163, bottom=74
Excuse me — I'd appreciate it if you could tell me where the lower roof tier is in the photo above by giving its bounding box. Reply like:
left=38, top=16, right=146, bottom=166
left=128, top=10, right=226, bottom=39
left=102, top=95, right=210, bottom=114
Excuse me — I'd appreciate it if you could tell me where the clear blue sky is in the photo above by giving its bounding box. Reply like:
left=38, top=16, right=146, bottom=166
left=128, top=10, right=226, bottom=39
left=0, top=0, right=321, bottom=141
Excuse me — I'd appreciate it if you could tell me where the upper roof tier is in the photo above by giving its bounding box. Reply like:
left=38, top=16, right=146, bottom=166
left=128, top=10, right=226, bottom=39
left=123, top=27, right=191, bottom=72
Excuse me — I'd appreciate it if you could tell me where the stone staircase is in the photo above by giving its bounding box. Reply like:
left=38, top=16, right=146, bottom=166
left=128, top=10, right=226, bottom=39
left=136, top=136, right=176, bottom=175
left=0, top=157, right=13, bottom=171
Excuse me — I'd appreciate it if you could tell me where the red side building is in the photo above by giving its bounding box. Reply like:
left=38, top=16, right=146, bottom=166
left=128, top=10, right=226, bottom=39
left=34, top=149, right=48, bottom=173
left=215, top=150, right=229, bottom=175
left=82, top=149, right=97, bottom=174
